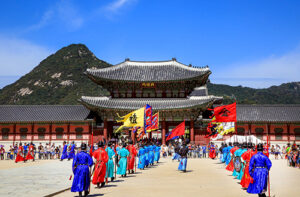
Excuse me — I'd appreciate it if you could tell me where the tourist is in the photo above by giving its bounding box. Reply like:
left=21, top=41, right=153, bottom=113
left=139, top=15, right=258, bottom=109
left=92, top=141, right=108, bottom=188
left=71, top=143, right=93, bottom=197
left=61, top=141, right=68, bottom=161
left=178, top=140, right=189, bottom=172
left=247, top=143, right=272, bottom=197
left=275, top=144, right=280, bottom=159
left=8, top=145, right=14, bottom=160
left=0, top=145, right=4, bottom=160
left=202, top=144, right=207, bottom=158
left=116, top=143, right=129, bottom=177
left=105, top=141, right=116, bottom=182
left=23, top=143, right=28, bottom=158
left=13, top=144, right=18, bottom=159
left=55, top=145, right=60, bottom=159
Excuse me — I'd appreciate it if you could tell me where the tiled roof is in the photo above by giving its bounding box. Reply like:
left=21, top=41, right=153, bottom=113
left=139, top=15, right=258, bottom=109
left=80, top=96, right=218, bottom=110
left=0, top=105, right=90, bottom=123
left=189, top=86, right=208, bottom=97
left=237, top=105, right=300, bottom=123
left=86, top=59, right=211, bottom=82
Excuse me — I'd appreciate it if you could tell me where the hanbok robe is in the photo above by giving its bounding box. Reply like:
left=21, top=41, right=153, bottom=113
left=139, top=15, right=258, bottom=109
left=232, top=148, right=247, bottom=179
left=225, top=146, right=233, bottom=165
left=154, top=146, right=161, bottom=162
left=117, top=148, right=129, bottom=175
left=144, top=146, right=149, bottom=166
left=209, top=145, right=216, bottom=159
left=92, top=148, right=108, bottom=184
left=226, top=146, right=239, bottom=171
left=61, top=144, right=68, bottom=160
left=148, top=145, right=155, bottom=164
left=240, top=149, right=255, bottom=188
left=68, top=144, right=76, bottom=160
left=138, top=147, right=146, bottom=169
left=247, top=152, right=272, bottom=194
left=71, top=151, right=93, bottom=192
left=127, top=144, right=137, bottom=170
left=25, top=145, right=35, bottom=160
left=105, top=147, right=115, bottom=178
left=15, top=145, right=25, bottom=162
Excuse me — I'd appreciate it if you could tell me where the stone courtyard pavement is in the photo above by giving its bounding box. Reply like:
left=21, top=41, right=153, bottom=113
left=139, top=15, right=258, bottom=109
left=1, top=157, right=300, bottom=197
left=0, top=160, right=72, bottom=197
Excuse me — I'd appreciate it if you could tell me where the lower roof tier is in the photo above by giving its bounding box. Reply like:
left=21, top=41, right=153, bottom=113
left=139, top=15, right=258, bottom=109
left=79, top=96, right=221, bottom=110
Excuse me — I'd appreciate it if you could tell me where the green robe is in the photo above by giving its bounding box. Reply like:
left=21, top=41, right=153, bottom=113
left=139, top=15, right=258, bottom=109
left=105, top=147, right=115, bottom=178
left=117, top=148, right=129, bottom=175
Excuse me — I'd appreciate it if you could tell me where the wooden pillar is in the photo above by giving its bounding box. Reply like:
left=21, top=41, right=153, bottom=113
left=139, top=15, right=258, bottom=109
left=190, top=120, right=195, bottom=143
left=104, top=119, right=108, bottom=141
left=162, top=119, right=166, bottom=145
left=67, top=123, right=70, bottom=143
left=287, top=123, right=290, bottom=142
left=49, top=124, right=52, bottom=143
left=13, top=124, right=16, bottom=145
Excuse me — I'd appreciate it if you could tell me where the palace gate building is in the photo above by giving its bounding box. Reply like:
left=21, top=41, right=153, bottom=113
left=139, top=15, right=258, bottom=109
left=0, top=59, right=300, bottom=148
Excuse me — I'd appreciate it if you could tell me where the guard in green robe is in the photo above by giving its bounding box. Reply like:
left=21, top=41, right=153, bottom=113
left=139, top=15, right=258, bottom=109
left=117, top=143, right=129, bottom=177
left=105, top=142, right=116, bottom=181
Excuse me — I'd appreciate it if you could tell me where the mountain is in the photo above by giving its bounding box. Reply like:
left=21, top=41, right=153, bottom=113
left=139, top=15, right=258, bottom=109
left=0, top=44, right=111, bottom=105
left=0, top=44, right=299, bottom=105
left=207, top=82, right=300, bottom=104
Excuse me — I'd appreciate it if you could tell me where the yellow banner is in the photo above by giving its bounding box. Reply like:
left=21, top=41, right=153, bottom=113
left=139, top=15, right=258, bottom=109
left=115, top=107, right=145, bottom=132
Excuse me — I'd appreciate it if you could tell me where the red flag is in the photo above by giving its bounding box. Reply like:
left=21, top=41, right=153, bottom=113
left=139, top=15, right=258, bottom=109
left=166, top=121, right=185, bottom=141
left=212, top=102, right=236, bottom=122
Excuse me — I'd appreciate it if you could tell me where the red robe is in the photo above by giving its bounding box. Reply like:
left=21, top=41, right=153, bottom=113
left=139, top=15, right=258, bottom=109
left=226, top=146, right=239, bottom=172
left=126, top=145, right=137, bottom=170
left=240, top=149, right=254, bottom=188
left=209, top=145, right=216, bottom=159
left=25, top=145, right=35, bottom=160
left=92, top=148, right=108, bottom=184
left=15, top=146, right=25, bottom=162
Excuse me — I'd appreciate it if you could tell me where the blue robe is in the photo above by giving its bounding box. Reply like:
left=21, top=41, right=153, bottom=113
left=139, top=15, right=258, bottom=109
left=68, top=144, right=76, bottom=160
left=144, top=146, right=149, bottom=166
left=71, top=151, right=93, bottom=192
left=154, top=146, right=161, bottom=162
left=148, top=145, right=155, bottom=164
left=225, top=146, right=233, bottom=165
left=247, top=152, right=272, bottom=194
left=105, top=147, right=115, bottom=178
left=236, top=148, right=247, bottom=180
left=61, top=144, right=68, bottom=160
left=232, top=148, right=246, bottom=177
left=117, top=148, right=129, bottom=175
left=138, top=148, right=146, bottom=169
left=178, top=158, right=187, bottom=171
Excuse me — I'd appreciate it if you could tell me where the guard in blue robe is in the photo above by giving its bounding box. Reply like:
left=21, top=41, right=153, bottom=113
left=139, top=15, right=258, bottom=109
left=138, top=145, right=146, bottom=169
left=247, top=144, right=272, bottom=197
left=71, top=143, right=93, bottom=197
left=60, top=141, right=68, bottom=161
left=154, top=144, right=161, bottom=163
left=236, top=143, right=248, bottom=180
left=117, top=143, right=129, bottom=177
left=144, top=145, right=149, bottom=167
left=68, top=141, right=76, bottom=160
left=178, top=141, right=189, bottom=172
left=105, top=142, right=115, bottom=181
left=148, top=144, right=155, bottom=165
left=222, top=144, right=228, bottom=163
left=225, top=143, right=233, bottom=165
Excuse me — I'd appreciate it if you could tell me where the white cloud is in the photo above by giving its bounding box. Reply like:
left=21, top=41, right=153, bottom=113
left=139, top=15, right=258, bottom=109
left=105, top=0, right=134, bottom=13
left=25, top=0, right=84, bottom=32
left=211, top=47, right=300, bottom=88
left=0, top=35, right=51, bottom=76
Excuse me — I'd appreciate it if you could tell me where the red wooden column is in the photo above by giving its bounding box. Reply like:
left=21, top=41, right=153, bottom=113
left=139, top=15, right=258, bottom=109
left=103, top=119, right=108, bottom=141
left=190, top=120, right=195, bottom=143
left=162, top=119, right=166, bottom=145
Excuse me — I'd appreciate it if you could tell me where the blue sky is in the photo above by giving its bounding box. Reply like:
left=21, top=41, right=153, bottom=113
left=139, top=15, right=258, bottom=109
left=0, top=0, right=300, bottom=89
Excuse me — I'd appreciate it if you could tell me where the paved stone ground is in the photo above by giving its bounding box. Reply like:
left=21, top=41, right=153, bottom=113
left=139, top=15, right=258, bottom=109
left=0, top=160, right=73, bottom=197
left=56, top=157, right=300, bottom=197
left=1, top=157, right=300, bottom=197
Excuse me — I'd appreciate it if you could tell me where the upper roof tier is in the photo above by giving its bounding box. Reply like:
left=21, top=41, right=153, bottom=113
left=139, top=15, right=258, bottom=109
left=86, top=58, right=211, bottom=82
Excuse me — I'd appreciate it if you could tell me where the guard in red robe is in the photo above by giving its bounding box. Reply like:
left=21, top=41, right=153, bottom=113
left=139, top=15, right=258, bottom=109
left=240, top=142, right=255, bottom=188
left=209, top=142, right=216, bottom=159
left=15, top=143, right=25, bottom=163
left=25, top=142, right=35, bottom=161
left=92, top=141, right=109, bottom=188
left=226, top=143, right=239, bottom=171
left=127, top=140, right=137, bottom=174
